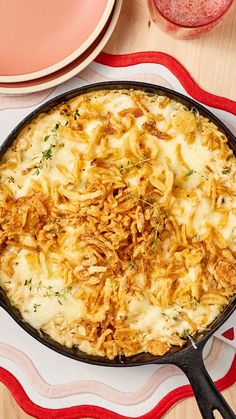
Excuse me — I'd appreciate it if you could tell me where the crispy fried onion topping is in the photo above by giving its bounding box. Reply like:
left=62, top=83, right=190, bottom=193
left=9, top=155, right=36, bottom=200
left=0, top=160, right=235, bottom=359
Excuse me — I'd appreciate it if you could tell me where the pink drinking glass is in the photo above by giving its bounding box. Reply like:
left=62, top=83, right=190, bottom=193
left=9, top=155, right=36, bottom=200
left=147, top=0, right=233, bottom=39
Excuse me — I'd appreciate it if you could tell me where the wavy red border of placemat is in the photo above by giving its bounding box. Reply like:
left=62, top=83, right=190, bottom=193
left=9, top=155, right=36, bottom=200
left=0, top=357, right=236, bottom=419
left=96, top=51, right=236, bottom=115
left=1, top=51, right=236, bottom=418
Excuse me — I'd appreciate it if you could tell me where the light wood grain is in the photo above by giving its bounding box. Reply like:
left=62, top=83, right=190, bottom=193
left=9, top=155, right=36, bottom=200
left=1, top=1, right=236, bottom=418
left=104, top=0, right=236, bottom=100
left=0, top=383, right=32, bottom=419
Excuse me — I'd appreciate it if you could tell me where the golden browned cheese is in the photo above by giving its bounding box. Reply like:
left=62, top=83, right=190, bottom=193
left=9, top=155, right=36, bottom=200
left=0, top=89, right=235, bottom=359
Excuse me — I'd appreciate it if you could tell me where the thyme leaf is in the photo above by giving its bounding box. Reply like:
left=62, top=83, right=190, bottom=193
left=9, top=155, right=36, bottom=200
left=193, top=233, right=199, bottom=242
left=52, top=123, right=60, bottom=132
left=128, top=261, right=137, bottom=270
left=34, top=167, right=40, bottom=176
left=42, top=145, right=54, bottom=160
left=222, top=167, right=231, bottom=175
left=24, top=278, right=32, bottom=290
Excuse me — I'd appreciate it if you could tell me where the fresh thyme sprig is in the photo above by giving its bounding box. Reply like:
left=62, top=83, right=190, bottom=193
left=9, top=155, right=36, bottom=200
left=33, top=122, right=61, bottom=175
left=43, top=122, right=60, bottom=143
left=118, top=158, right=150, bottom=174
left=37, top=283, right=72, bottom=305
left=33, top=144, right=56, bottom=175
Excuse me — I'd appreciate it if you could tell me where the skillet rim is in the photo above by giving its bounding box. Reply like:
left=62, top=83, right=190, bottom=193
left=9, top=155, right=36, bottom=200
left=0, top=81, right=235, bottom=367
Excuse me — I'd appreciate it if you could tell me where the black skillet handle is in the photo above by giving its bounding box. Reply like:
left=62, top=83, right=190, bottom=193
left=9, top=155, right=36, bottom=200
left=171, top=343, right=236, bottom=419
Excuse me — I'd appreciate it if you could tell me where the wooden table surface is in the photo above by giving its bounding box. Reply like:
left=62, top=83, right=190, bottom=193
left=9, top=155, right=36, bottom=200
left=1, top=1, right=236, bottom=418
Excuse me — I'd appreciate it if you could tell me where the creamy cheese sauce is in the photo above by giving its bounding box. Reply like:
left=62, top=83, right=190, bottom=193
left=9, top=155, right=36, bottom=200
left=0, top=89, right=235, bottom=358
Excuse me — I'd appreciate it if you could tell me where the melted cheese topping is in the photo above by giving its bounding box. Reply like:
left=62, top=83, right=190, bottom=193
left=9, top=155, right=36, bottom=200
left=0, top=89, right=235, bottom=359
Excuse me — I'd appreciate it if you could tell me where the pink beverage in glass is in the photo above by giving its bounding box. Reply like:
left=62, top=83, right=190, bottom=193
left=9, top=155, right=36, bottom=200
left=147, top=0, right=233, bottom=39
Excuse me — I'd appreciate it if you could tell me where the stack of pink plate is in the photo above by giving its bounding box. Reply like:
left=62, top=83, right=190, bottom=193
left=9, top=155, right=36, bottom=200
left=0, top=0, right=122, bottom=94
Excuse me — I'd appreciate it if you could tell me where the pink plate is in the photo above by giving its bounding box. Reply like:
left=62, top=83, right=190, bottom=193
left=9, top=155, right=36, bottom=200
left=0, top=0, right=114, bottom=82
left=0, top=0, right=122, bottom=94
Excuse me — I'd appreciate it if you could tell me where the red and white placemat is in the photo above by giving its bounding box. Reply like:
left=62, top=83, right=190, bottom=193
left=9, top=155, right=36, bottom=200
left=0, top=52, right=235, bottom=419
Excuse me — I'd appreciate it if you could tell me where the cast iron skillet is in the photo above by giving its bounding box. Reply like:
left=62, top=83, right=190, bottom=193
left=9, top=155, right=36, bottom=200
left=0, top=82, right=235, bottom=419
